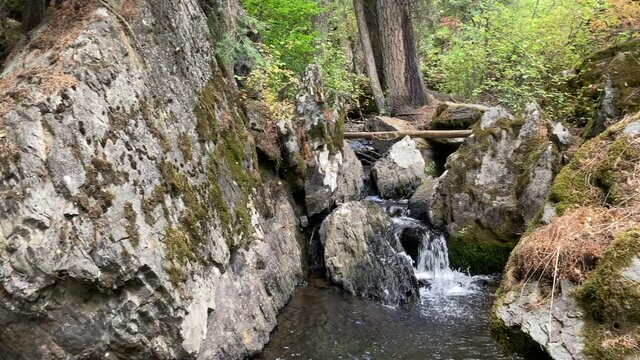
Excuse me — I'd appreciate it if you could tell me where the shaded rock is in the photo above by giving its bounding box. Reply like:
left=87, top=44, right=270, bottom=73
left=319, top=201, right=419, bottom=305
left=399, top=226, right=424, bottom=264
left=494, top=283, right=585, bottom=360
left=408, top=176, right=436, bottom=221
left=576, top=38, right=640, bottom=138
left=372, top=136, right=426, bottom=199
left=430, top=103, right=563, bottom=274
left=432, top=104, right=484, bottom=130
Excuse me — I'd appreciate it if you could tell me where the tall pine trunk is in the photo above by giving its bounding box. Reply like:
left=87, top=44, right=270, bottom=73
left=354, top=0, right=385, bottom=112
left=375, top=0, right=427, bottom=116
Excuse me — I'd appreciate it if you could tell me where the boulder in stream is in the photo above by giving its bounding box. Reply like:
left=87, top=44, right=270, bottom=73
left=319, top=201, right=419, bottom=305
left=430, top=103, right=564, bottom=274
left=372, top=136, right=427, bottom=199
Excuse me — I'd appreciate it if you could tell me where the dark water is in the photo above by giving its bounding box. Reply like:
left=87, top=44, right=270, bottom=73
left=256, top=280, right=521, bottom=360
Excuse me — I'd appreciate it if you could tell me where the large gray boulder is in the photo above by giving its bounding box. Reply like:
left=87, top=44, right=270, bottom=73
left=430, top=103, right=563, bottom=274
left=319, top=201, right=419, bottom=305
left=0, top=1, right=304, bottom=359
left=372, top=136, right=426, bottom=199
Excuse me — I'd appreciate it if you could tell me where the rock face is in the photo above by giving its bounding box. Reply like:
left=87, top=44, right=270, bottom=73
left=430, top=104, right=563, bottom=274
left=297, top=65, right=365, bottom=216
left=372, top=136, right=426, bottom=199
left=493, top=113, right=640, bottom=360
left=0, top=1, right=304, bottom=358
left=495, top=282, right=586, bottom=360
left=319, top=201, right=419, bottom=305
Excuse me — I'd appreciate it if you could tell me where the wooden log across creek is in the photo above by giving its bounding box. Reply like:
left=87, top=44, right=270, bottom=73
left=343, top=129, right=472, bottom=140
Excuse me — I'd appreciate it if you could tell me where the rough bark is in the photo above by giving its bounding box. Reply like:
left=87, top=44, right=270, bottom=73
left=354, top=0, right=385, bottom=112
left=364, top=0, right=385, bottom=89
left=22, top=0, right=46, bottom=32
left=375, top=0, right=428, bottom=115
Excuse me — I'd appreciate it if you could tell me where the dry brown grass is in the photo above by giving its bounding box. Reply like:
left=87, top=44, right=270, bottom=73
left=505, top=136, right=640, bottom=293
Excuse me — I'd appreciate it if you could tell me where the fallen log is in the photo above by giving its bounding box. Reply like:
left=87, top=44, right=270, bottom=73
left=344, top=129, right=472, bottom=140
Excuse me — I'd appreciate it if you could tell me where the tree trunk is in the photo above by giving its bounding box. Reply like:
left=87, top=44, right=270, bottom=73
left=354, top=0, right=385, bottom=112
left=375, top=0, right=428, bottom=116
left=363, top=0, right=385, bottom=90
left=22, top=0, right=46, bottom=32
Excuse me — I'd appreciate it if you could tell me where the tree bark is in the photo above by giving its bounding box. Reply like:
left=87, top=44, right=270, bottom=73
left=375, top=0, right=428, bottom=116
left=22, top=0, right=46, bottom=32
left=354, top=0, right=386, bottom=112
left=363, top=0, right=385, bottom=89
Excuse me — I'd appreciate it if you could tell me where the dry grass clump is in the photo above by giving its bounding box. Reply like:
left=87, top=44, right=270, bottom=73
left=505, top=135, right=640, bottom=293
left=507, top=203, right=640, bottom=289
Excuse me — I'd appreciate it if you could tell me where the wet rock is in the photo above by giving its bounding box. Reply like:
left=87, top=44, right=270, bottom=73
left=430, top=103, right=562, bottom=274
left=372, top=136, right=426, bottom=199
left=431, top=104, right=484, bottom=130
left=399, top=226, right=424, bottom=264
left=319, top=201, right=419, bottom=305
left=408, top=176, right=436, bottom=221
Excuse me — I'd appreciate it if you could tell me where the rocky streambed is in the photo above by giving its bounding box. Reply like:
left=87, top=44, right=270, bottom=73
left=257, top=197, right=521, bottom=360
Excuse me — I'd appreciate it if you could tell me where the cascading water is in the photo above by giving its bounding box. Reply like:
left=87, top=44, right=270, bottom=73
left=258, top=196, right=520, bottom=359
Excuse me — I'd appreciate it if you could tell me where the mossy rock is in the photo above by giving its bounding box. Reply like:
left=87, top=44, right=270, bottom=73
left=576, top=38, right=640, bottom=136
left=576, top=229, right=640, bottom=360
left=549, top=119, right=640, bottom=213
left=431, top=105, right=484, bottom=130
left=448, top=225, right=518, bottom=274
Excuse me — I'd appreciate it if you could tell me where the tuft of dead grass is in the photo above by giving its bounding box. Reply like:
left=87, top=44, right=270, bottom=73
left=505, top=130, right=640, bottom=293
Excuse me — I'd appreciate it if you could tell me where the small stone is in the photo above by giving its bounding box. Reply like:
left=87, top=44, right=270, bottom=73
left=298, top=216, right=309, bottom=228
left=623, top=122, right=640, bottom=137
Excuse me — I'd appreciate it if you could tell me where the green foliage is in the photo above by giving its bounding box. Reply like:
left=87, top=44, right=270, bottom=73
left=418, top=0, right=629, bottom=118
left=242, top=0, right=321, bottom=74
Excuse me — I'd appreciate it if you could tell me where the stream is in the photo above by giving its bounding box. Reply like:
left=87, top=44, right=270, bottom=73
left=257, top=196, right=522, bottom=359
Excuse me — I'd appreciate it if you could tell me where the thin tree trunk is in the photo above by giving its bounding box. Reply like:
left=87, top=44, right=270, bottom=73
left=22, top=0, right=46, bottom=32
left=376, top=0, right=427, bottom=116
left=354, top=0, right=386, bottom=112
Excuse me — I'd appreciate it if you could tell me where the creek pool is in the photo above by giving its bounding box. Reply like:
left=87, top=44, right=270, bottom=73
left=255, top=277, right=522, bottom=360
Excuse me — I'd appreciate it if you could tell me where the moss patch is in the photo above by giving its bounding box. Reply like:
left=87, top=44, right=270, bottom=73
left=448, top=225, right=518, bottom=274
left=123, top=201, right=139, bottom=247
left=576, top=229, right=640, bottom=360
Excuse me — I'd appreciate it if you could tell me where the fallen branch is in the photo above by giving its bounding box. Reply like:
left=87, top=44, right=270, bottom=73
left=344, top=129, right=472, bottom=140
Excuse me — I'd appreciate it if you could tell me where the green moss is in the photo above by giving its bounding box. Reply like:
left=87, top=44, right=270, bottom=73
left=576, top=230, right=640, bottom=360
left=142, top=185, right=165, bottom=225
left=194, top=81, right=221, bottom=143
left=123, top=201, right=139, bottom=247
left=179, top=133, right=193, bottom=162
left=448, top=225, right=518, bottom=274
left=140, top=100, right=170, bottom=152
left=163, top=226, right=196, bottom=284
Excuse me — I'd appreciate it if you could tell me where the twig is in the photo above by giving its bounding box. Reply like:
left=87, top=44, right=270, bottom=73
left=549, top=246, right=561, bottom=325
